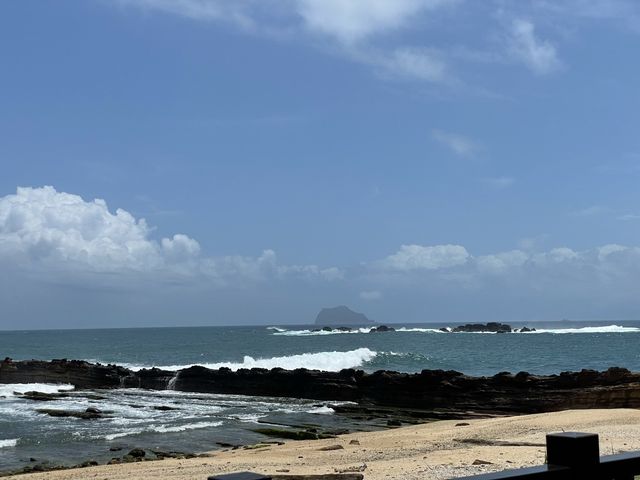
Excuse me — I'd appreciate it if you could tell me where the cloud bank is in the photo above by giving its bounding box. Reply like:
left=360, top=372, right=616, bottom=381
left=0, top=186, right=340, bottom=286
left=3, top=186, right=640, bottom=326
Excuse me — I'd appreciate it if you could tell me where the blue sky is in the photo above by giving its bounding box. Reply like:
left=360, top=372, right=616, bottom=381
left=2, top=1, right=640, bottom=329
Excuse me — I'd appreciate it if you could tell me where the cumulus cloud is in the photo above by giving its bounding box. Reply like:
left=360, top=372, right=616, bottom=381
left=507, top=19, right=562, bottom=75
left=367, top=242, right=640, bottom=296
left=0, top=187, right=338, bottom=286
left=0, top=186, right=169, bottom=272
left=6, top=188, right=640, bottom=324
left=476, top=250, right=528, bottom=274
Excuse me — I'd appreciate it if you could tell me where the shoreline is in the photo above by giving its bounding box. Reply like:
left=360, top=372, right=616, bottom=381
left=5, top=409, right=640, bottom=480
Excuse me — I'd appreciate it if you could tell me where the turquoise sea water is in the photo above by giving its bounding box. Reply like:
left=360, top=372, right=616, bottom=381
left=1, top=320, right=640, bottom=471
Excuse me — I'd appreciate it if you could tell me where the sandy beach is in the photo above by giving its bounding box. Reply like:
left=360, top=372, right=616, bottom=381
left=8, top=408, right=640, bottom=480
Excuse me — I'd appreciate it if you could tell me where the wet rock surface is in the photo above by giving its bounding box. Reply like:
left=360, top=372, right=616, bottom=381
left=35, top=407, right=110, bottom=420
left=4, top=358, right=640, bottom=417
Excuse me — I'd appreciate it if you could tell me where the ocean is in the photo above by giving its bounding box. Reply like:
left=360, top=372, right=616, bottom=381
left=1, top=320, right=640, bottom=471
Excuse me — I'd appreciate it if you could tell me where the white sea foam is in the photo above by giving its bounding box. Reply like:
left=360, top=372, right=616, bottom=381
left=272, top=326, right=445, bottom=336
left=527, top=325, right=640, bottom=334
left=121, top=348, right=378, bottom=372
left=104, top=429, right=145, bottom=441
left=104, top=420, right=223, bottom=440
left=0, top=383, right=75, bottom=399
left=272, top=327, right=375, bottom=336
left=307, top=406, right=334, bottom=414
left=0, top=439, right=18, bottom=448
left=395, top=327, right=444, bottom=333
left=231, top=413, right=265, bottom=423
left=151, top=421, right=223, bottom=433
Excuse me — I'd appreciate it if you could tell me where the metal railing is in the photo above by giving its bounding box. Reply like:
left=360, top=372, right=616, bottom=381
left=454, top=432, right=640, bottom=480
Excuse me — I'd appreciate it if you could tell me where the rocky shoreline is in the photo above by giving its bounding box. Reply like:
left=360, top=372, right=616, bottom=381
left=3, top=358, right=640, bottom=416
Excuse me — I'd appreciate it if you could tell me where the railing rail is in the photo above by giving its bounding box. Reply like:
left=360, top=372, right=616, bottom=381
left=454, top=432, right=640, bottom=480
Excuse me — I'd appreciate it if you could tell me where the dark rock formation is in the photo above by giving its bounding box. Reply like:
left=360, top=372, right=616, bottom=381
left=312, top=326, right=354, bottom=333
left=35, top=407, right=108, bottom=419
left=451, top=322, right=513, bottom=333
left=369, top=325, right=395, bottom=333
left=5, top=358, right=640, bottom=417
left=519, top=327, right=537, bottom=333
left=0, top=358, right=135, bottom=388
left=314, top=306, right=371, bottom=326
left=19, top=391, right=69, bottom=401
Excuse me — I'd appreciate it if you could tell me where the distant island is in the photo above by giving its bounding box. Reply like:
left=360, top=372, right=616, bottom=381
left=314, top=305, right=373, bottom=326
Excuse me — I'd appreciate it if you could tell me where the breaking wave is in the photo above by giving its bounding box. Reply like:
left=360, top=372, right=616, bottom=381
left=272, top=327, right=376, bottom=336
left=0, top=439, right=18, bottom=449
left=307, top=405, right=334, bottom=414
left=122, top=348, right=378, bottom=372
left=0, top=383, right=75, bottom=399
left=151, top=421, right=223, bottom=433
left=528, top=325, right=640, bottom=334
left=395, top=327, right=444, bottom=333
left=104, top=421, right=223, bottom=440
left=271, top=326, right=444, bottom=336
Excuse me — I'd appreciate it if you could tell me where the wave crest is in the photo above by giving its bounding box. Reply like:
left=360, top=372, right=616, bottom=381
left=529, top=325, right=640, bottom=334
left=0, top=439, right=18, bottom=448
left=124, top=348, right=378, bottom=372
left=0, top=383, right=74, bottom=399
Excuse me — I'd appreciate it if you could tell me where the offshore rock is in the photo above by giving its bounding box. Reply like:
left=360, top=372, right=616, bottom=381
left=369, top=325, right=395, bottom=333
left=451, top=322, right=513, bottom=333
left=315, top=306, right=371, bottom=326
left=5, top=359, right=640, bottom=416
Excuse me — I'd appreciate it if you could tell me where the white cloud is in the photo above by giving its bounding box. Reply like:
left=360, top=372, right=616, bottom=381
left=507, top=19, right=562, bottom=75
left=112, top=0, right=461, bottom=86
left=476, top=250, right=528, bottom=274
left=531, top=247, right=579, bottom=265
left=0, top=186, right=167, bottom=272
left=112, top=1, right=588, bottom=88
left=297, top=0, right=439, bottom=45
left=360, top=289, right=382, bottom=300
left=0, top=187, right=338, bottom=285
left=379, top=244, right=470, bottom=271
left=431, top=129, right=478, bottom=157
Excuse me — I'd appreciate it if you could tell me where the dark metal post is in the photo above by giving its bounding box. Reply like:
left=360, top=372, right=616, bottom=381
left=546, top=432, right=599, bottom=470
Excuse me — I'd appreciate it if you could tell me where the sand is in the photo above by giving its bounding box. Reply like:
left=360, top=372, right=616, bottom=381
left=8, top=409, right=640, bottom=480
